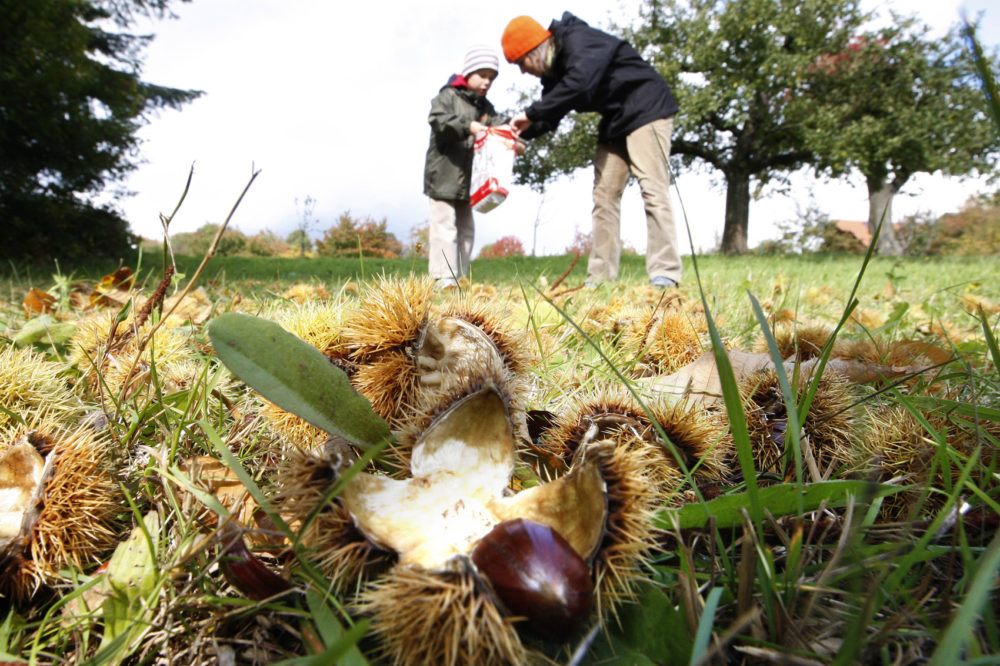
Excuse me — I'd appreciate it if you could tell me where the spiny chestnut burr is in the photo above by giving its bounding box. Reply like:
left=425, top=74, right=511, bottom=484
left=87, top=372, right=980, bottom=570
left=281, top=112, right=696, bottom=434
left=472, top=517, right=594, bottom=642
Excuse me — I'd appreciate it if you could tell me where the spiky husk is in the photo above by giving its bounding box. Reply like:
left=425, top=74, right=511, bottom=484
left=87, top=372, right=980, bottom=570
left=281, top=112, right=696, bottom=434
left=1, top=422, right=120, bottom=600
left=752, top=321, right=836, bottom=361
left=325, top=277, right=434, bottom=430
left=350, top=350, right=418, bottom=435
left=341, top=276, right=434, bottom=357
left=155, top=357, right=235, bottom=401
left=281, top=282, right=331, bottom=303
left=355, top=566, right=525, bottom=666
left=272, top=446, right=395, bottom=592
left=69, top=308, right=192, bottom=406
left=273, top=300, right=348, bottom=357
left=539, top=387, right=732, bottom=498
left=0, top=346, right=82, bottom=439
left=574, top=295, right=637, bottom=340
left=857, top=403, right=1000, bottom=520
left=586, top=438, right=663, bottom=619
left=619, top=305, right=704, bottom=374
left=740, top=366, right=865, bottom=478
left=162, top=286, right=215, bottom=325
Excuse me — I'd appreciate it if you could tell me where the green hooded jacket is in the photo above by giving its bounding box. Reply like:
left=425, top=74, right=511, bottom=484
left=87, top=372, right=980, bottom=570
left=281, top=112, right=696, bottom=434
left=423, top=77, right=503, bottom=201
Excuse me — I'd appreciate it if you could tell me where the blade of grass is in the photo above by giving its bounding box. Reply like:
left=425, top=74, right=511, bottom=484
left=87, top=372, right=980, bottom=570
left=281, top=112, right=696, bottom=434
left=928, top=528, right=1000, bottom=665
left=690, top=586, right=723, bottom=665
left=748, top=291, right=804, bottom=499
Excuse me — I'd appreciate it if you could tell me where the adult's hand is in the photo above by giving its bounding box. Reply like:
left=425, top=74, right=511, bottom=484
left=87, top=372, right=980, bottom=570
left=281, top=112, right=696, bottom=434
left=510, top=112, right=532, bottom=135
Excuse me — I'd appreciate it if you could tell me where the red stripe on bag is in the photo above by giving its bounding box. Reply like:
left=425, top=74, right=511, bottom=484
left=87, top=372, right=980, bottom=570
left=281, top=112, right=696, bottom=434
left=470, top=178, right=508, bottom=206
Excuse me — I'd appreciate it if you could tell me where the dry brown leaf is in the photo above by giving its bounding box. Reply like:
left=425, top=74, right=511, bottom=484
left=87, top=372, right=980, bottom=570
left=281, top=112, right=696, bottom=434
left=960, top=292, right=1000, bottom=315
left=885, top=340, right=951, bottom=367
left=22, top=289, right=56, bottom=315
left=647, top=350, right=930, bottom=405
left=179, top=456, right=261, bottom=530
left=90, top=267, right=135, bottom=307
left=101, top=266, right=134, bottom=291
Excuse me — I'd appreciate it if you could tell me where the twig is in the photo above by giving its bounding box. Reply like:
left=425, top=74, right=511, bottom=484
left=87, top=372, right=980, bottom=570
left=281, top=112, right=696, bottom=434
left=110, top=168, right=259, bottom=410
left=548, top=251, right=580, bottom=292
left=135, top=167, right=261, bottom=361
left=159, top=163, right=194, bottom=274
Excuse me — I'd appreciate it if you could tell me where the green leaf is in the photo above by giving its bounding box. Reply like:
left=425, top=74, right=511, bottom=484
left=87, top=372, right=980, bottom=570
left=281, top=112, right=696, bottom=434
left=304, top=590, right=368, bottom=666
left=657, top=481, right=905, bottom=531
left=94, top=511, right=161, bottom=665
left=12, top=315, right=77, bottom=346
left=208, top=312, right=392, bottom=449
left=583, top=581, right=691, bottom=665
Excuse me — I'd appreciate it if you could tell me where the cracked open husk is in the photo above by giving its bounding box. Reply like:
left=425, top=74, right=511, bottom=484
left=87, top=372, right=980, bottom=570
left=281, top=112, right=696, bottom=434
left=1, top=422, right=120, bottom=600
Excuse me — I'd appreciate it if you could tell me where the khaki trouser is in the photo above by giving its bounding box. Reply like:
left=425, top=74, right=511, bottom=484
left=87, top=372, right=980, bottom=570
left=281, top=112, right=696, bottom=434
left=587, top=117, right=681, bottom=284
left=428, top=198, right=474, bottom=285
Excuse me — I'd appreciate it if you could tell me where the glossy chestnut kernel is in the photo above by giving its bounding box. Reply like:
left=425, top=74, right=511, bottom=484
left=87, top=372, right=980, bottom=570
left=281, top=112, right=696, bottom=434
left=219, top=526, right=291, bottom=601
left=472, top=518, right=594, bottom=641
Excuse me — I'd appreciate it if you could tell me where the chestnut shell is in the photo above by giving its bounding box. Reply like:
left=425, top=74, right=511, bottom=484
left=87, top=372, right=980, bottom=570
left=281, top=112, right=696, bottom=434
left=472, top=517, right=594, bottom=641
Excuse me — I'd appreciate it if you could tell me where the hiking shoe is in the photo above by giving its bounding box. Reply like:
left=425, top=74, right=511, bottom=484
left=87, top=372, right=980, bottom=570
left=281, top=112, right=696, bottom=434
left=650, top=276, right=678, bottom=288
left=435, top=278, right=459, bottom=291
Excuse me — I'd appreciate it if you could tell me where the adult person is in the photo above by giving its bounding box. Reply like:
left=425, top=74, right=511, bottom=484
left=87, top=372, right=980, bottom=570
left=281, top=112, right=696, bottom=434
left=502, top=13, right=682, bottom=288
left=423, top=46, right=504, bottom=290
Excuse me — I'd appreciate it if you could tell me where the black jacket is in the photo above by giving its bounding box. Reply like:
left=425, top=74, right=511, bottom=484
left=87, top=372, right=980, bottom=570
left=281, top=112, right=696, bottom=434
left=523, top=12, right=678, bottom=143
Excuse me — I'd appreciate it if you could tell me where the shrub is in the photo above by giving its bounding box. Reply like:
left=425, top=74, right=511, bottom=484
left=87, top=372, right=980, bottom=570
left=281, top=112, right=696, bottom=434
left=564, top=228, right=592, bottom=256
left=900, top=195, right=1000, bottom=256
left=479, top=235, right=525, bottom=259
left=315, top=212, right=402, bottom=258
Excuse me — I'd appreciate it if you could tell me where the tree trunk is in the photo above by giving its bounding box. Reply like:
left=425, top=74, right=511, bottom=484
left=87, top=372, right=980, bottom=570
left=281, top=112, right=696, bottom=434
left=721, top=172, right=750, bottom=254
left=866, top=178, right=904, bottom=256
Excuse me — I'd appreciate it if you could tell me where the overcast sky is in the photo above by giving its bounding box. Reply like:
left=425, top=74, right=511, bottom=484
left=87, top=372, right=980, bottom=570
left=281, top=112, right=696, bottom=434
left=119, top=0, right=999, bottom=256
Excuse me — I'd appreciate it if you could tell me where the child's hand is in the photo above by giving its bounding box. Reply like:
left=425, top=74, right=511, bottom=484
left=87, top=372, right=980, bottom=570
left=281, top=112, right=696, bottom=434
left=469, top=121, right=488, bottom=136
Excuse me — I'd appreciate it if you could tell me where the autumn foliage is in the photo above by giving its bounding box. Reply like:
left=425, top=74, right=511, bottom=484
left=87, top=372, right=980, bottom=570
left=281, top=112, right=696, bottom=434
left=314, top=212, right=403, bottom=258
left=563, top=229, right=593, bottom=256
left=898, top=195, right=1000, bottom=256
left=478, top=235, right=525, bottom=259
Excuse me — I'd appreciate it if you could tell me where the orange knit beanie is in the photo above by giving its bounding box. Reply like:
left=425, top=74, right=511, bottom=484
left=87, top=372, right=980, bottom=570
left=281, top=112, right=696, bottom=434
left=501, top=16, right=551, bottom=63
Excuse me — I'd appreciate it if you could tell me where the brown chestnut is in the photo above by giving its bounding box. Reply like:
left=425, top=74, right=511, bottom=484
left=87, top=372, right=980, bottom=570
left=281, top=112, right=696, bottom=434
left=472, top=517, right=594, bottom=641
left=219, top=524, right=292, bottom=601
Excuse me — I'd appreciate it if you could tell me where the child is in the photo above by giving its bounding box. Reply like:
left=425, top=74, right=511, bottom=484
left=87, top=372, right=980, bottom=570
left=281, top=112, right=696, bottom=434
left=423, top=46, right=503, bottom=289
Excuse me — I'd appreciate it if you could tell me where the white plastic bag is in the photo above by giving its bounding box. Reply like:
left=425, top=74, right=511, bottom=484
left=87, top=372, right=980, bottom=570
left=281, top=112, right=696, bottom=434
left=469, top=127, right=516, bottom=213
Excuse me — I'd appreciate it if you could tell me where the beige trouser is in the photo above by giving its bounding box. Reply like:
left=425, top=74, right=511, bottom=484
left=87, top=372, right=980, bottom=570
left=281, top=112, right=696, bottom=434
left=587, top=117, right=681, bottom=284
left=428, top=198, right=474, bottom=284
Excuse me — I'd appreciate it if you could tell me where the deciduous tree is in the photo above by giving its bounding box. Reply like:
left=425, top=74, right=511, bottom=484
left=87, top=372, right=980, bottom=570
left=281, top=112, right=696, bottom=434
left=799, top=20, right=999, bottom=255
left=314, top=212, right=403, bottom=258
left=635, top=0, right=869, bottom=254
left=289, top=196, right=318, bottom=257
left=478, top=235, right=526, bottom=259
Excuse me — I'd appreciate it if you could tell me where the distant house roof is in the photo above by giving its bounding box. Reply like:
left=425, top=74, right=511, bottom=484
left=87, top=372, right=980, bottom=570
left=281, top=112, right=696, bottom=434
left=834, top=220, right=871, bottom=245
left=833, top=220, right=900, bottom=246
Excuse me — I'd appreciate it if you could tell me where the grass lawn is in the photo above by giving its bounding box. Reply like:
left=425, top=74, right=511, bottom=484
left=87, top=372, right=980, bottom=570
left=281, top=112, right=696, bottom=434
left=1, top=251, right=998, bottom=664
